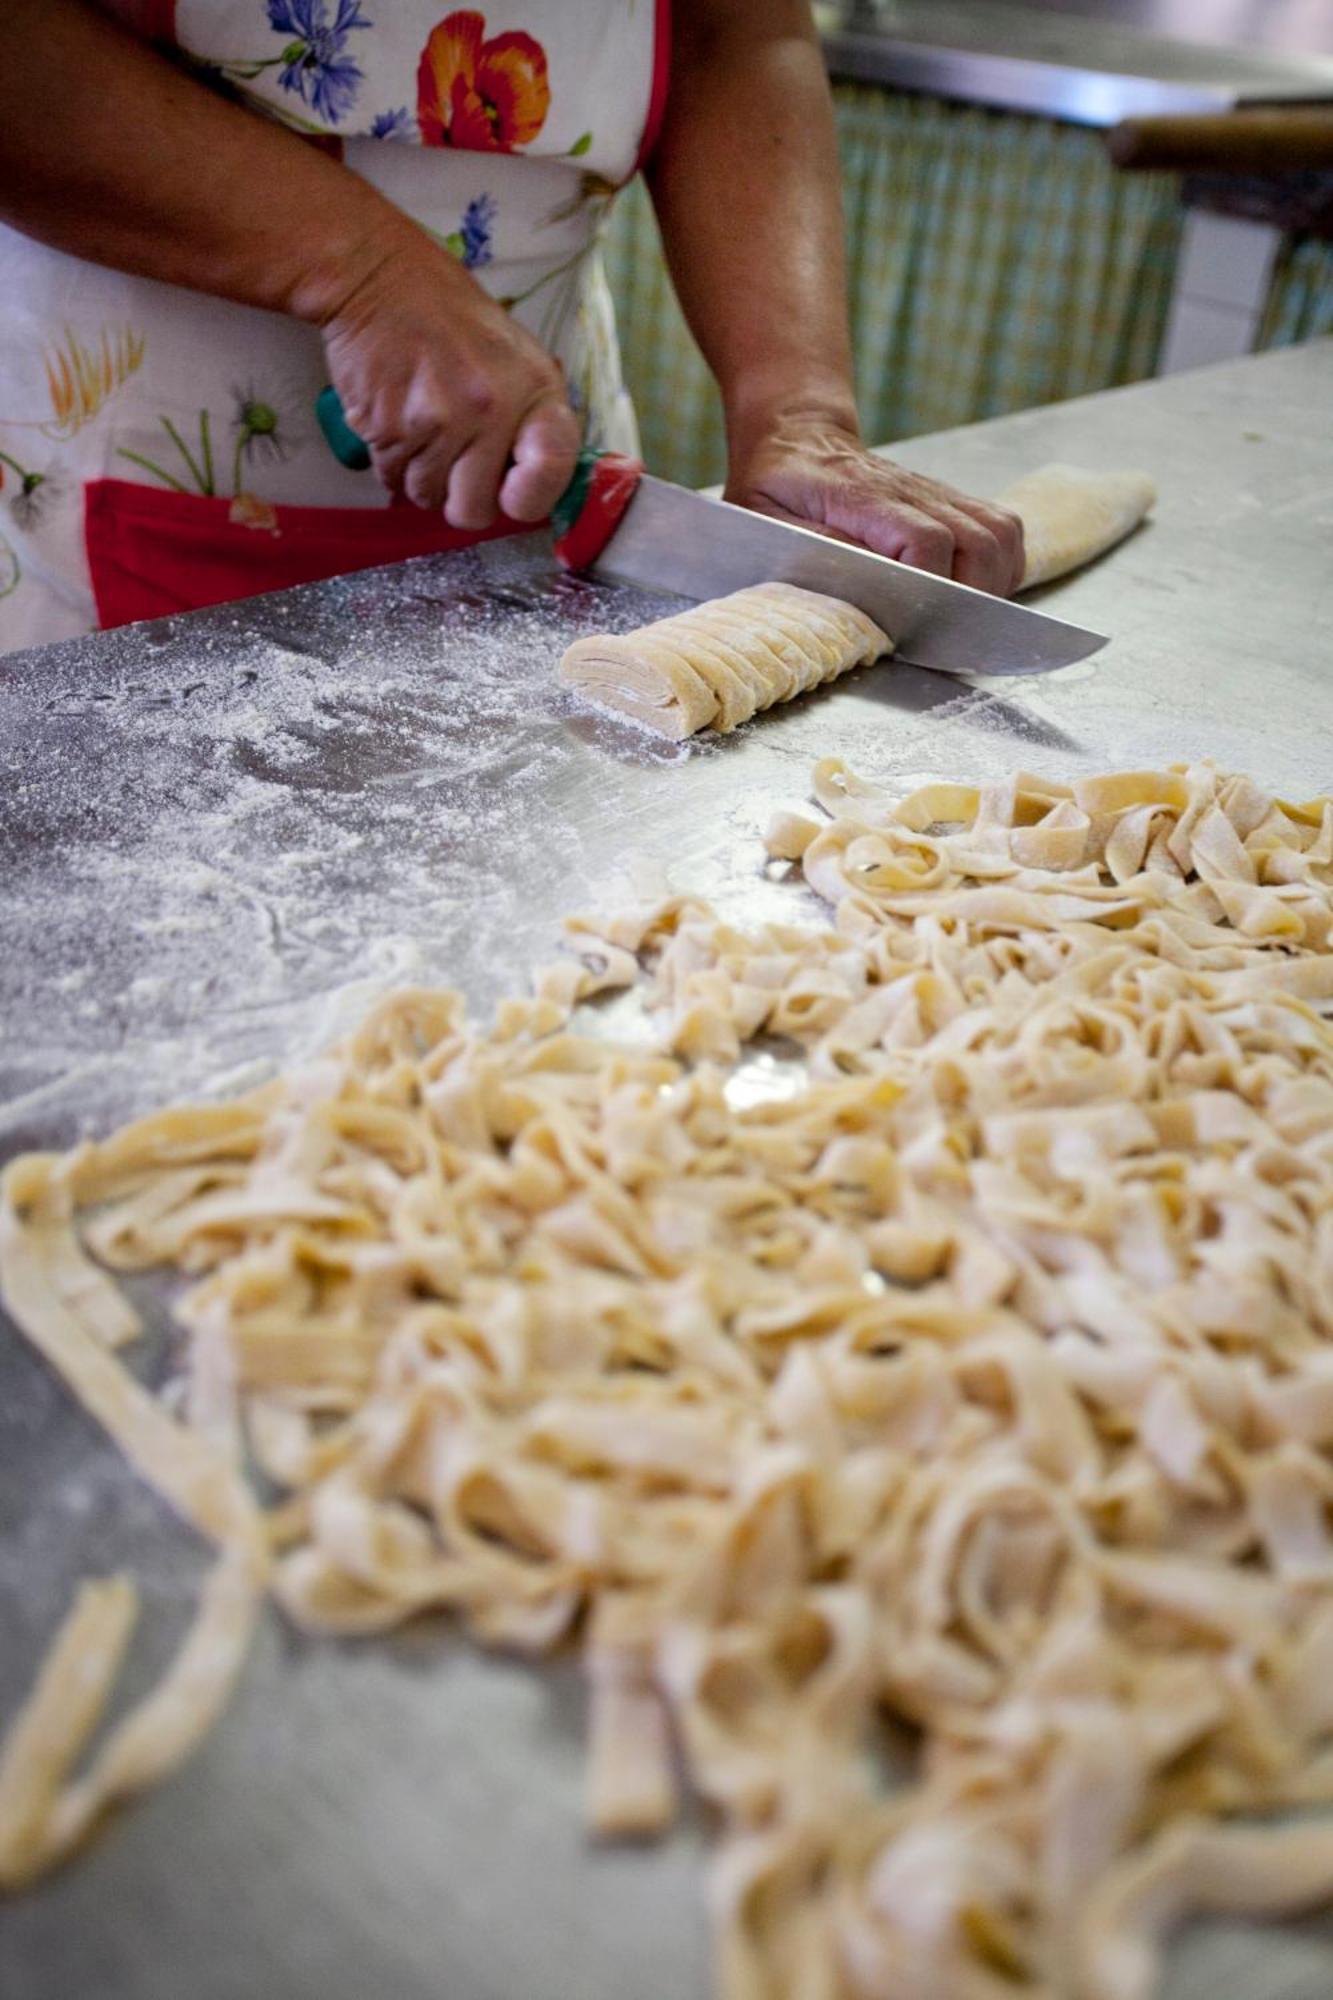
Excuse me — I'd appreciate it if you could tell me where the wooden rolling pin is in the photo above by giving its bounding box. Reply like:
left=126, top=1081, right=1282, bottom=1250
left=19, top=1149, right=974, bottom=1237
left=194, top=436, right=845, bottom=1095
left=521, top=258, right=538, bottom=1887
left=1108, top=108, right=1333, bottom=174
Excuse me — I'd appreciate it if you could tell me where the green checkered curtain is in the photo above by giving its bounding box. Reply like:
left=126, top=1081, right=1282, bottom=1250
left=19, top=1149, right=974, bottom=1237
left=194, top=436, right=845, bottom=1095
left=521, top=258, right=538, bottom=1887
left=602, top=86, right=1183, bottom=489
left=1258, top=234, right=1333, bottom=350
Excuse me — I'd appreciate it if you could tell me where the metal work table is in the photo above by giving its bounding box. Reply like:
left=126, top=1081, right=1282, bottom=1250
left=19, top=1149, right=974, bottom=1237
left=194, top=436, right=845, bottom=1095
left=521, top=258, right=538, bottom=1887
left=816, top=0, right=1333, bottom=123
left=2, top=340, right=1332, bottom=2000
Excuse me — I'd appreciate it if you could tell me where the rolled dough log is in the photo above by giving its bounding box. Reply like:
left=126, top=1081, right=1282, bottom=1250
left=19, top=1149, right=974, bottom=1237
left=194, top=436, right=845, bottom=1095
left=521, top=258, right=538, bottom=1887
left=559, top=581, right=891, bottom=741
left=999, top=463, right=1157, bottom=589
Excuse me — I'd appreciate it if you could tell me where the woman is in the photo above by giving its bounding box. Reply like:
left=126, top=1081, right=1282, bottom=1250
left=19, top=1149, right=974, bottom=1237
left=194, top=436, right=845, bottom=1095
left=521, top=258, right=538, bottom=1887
left=0, top=0, right=1023, bottom=656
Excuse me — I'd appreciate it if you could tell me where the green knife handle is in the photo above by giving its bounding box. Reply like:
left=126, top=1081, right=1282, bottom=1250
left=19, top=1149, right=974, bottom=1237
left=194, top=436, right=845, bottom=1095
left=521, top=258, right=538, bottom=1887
left=313, top=390, right=642, bottom=564
left=315, top=385, right=372, bottom=471
left=550, top=445, right=602, bottom=540
left=550, top=447, right=644, bottom=570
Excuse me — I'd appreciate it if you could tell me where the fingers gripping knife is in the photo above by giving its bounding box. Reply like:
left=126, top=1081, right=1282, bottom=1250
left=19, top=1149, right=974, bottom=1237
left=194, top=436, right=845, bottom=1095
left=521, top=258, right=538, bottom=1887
left=314, top=392, right=1107, bottom=680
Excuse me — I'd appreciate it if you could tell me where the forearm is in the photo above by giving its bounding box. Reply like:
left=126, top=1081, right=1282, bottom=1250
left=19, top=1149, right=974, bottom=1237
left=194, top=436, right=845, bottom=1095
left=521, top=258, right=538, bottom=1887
left=647, top=0, right=858, bottom=466
left=0, top=0, right=408, bottom=323
left=645, top=1, right=1023, bottom=589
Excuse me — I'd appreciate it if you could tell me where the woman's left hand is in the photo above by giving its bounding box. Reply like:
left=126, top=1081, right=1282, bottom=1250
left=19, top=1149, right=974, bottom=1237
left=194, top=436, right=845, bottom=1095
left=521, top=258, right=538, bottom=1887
left=726, top=411, right=1026, bottom=598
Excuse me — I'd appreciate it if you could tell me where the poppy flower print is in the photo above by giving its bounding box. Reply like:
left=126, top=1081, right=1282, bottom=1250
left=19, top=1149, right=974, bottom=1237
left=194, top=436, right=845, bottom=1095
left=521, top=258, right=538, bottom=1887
left=417, top=10, right=550, bottom=153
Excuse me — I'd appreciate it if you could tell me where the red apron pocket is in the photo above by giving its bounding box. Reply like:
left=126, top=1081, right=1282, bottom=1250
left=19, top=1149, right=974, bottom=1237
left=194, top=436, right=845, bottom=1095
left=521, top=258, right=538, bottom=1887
left=83, top=479, right=534, bottom=631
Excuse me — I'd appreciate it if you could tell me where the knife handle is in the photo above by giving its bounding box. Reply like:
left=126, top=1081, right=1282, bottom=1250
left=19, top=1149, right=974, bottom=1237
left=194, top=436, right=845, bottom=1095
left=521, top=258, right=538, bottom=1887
left=315, top=385, right=373, bottom=470
left=314, top=389, right=643, bottom=565
left=550, top=447, right=643, bottom=571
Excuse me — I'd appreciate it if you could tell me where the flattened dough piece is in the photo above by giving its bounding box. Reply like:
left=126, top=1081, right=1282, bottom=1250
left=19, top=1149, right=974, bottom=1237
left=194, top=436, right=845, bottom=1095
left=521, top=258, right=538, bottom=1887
left=559, top=582, right=892, bottom=741
left=999, top=463, right=1157, bottom=589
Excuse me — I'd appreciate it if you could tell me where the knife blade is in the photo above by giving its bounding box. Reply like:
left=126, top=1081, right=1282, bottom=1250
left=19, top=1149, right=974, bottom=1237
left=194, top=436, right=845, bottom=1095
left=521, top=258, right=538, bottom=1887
left=589, top=474, right=1107, bottom=679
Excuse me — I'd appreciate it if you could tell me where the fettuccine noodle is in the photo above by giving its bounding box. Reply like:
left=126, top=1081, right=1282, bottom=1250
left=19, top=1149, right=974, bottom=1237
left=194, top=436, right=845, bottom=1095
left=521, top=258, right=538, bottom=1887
left=3, top=759, right=1333, bottom=2000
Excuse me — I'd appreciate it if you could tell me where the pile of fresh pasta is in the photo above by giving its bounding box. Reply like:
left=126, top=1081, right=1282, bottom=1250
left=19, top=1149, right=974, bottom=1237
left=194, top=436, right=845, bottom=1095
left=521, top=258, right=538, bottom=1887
left=3, top=757, right=1333, bottom=2000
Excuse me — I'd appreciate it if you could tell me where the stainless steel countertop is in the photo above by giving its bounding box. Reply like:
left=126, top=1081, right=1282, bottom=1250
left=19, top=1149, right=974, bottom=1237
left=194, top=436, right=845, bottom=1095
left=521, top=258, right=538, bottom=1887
left=817, top=0, right=1333, bottom=123
left=3, top=340, right=1333, bottom=2000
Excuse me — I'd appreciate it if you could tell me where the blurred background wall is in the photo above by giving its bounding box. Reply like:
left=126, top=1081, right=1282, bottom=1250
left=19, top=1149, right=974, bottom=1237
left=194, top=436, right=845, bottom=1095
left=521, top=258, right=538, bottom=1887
left=605, top=0, right=1333, bottom=486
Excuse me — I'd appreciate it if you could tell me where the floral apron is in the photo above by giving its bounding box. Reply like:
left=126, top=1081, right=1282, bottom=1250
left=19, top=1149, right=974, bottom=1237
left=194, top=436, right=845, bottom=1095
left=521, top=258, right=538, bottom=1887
left=0, top=0, right=669, bottom=655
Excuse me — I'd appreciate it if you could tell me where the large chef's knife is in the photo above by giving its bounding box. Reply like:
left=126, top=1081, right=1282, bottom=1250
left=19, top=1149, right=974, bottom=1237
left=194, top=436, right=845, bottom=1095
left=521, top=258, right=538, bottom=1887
left=552, top=452, right=1107, bottom=680
left=312, top=400, right=1107, bottom=679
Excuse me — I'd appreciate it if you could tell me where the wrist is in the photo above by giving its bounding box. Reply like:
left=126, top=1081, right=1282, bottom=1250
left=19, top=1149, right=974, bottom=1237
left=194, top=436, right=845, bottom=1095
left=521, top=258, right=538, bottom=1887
left=275, top=196, right=426, bottom=328
left=724, top=378, right=861, bottom=473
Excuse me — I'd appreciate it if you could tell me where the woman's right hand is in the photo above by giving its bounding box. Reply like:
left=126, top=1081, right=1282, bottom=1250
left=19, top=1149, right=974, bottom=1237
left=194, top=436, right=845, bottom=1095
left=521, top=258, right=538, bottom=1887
left=315, top=229, right=581, bottom=531
left=4, top=3, right=578, bottom=533
left=3, top=5, right=581, bottom=536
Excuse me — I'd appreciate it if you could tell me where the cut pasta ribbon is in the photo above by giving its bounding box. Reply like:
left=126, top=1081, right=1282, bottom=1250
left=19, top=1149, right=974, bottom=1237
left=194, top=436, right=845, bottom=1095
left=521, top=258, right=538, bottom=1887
left=0, top=1146, right=267, bottom=1887
left=3, top=757, right=1333, bottom=2000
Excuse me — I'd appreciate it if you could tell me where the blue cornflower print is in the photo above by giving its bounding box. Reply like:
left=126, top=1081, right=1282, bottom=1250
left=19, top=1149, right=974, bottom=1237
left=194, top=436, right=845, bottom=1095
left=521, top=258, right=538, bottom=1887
left=459, top=194, right=497, bottom=271
left=443, top=195, right=497, bottom=271
left=266, top=0, right=371, bottom=125
left=370, top=106, right=415, bottom=141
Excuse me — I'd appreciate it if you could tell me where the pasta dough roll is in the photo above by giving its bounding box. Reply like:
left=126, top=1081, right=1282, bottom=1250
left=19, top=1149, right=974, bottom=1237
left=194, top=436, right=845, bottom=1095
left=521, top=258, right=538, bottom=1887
left=559, top=582, right=892, bottom=741
left=999, top=462, right=1158, bottom=589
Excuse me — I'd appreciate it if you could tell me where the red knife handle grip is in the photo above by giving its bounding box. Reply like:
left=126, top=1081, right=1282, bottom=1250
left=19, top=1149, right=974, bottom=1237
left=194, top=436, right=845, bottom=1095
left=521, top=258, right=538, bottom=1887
left=552, top=448, right=644, bottom=572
